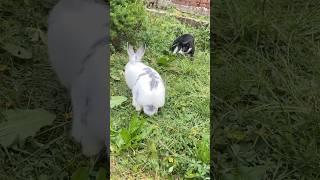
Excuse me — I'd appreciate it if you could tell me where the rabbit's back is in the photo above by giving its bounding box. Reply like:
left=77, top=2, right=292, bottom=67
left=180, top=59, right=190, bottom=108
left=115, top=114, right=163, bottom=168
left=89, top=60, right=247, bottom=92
left=134, top=69, right=165, bottom=107
left=125, top=62, right=148, bottom=89
left=48, top=0, right=108, bottom=88
left=48, top=0, right=109, bottom=156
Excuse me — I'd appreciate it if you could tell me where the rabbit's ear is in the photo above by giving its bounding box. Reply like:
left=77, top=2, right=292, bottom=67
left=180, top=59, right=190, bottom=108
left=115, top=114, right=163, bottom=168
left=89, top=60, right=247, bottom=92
left=136, top=43, right=146, bottom=61
left=127, top=42, right=135, bottom=57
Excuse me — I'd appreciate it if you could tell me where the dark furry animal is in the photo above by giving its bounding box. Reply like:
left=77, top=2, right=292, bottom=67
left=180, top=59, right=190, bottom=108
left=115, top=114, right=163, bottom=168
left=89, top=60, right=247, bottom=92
left=170, top=34, right=195, bottom=57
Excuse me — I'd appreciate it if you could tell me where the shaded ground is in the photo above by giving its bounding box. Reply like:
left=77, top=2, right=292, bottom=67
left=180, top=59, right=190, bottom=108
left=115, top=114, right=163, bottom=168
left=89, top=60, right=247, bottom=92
left=213, top=0, right=320, bottom=179
left=0, top=0, right=106, bottom=179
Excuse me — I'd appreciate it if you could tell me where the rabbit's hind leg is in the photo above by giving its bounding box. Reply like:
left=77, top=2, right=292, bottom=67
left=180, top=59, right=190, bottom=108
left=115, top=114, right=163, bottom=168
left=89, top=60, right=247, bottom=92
left=132, top=88, right=142, bottom=111
left=80, top=46, right=108, bottom=157
left=132, top=97, right=142, bottom=111
left=70, top=76, right=88, bottom=143
left=81, top=132, right=104, bottom=156
left=135, top=105, right=142, bottom=112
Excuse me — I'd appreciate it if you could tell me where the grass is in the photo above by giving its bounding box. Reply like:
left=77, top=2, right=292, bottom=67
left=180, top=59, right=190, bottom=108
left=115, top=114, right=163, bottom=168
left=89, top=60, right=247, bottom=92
left=212, top=0, right=320, bottom=179
left=0, top=0, right=106, bottom=179
left=110, top=12, right=210, bottom=179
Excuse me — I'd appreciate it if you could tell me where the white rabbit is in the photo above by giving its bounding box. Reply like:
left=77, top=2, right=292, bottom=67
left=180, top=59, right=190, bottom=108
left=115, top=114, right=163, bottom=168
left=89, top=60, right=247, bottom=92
left=47, top=0, right=108, bottom=156
left=124, top=43, right=165, bottom=116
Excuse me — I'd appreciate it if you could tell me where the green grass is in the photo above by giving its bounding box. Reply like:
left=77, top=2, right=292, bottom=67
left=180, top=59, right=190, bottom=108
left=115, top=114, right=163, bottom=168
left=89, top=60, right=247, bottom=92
left=213, top=0, right=320, bottom=179
left=0, top=0, right=106, bottom=179
left=110, top=13, right=210, bottom=178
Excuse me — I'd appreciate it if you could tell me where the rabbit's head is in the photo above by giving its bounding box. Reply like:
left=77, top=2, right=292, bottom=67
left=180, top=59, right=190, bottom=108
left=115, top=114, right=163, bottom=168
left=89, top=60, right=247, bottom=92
left=127, top=43, right=146, bottom=62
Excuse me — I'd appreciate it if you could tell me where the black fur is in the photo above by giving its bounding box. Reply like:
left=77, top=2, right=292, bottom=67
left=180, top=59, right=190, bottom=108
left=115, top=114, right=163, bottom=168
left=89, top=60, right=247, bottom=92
left=170, top=34, right=195, bottom=57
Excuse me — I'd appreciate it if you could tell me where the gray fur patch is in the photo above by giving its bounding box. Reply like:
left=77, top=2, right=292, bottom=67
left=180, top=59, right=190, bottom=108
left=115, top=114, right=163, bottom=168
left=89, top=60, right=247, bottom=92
left=145, top=105, right=156, bottom=112
left=135, top=67, right=160, bottom=91
left=143, top=67, right=160, bottom=90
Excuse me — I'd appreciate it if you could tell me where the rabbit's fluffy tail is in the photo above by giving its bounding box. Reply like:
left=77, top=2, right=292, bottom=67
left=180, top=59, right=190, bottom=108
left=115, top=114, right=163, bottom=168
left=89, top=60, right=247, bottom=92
left=143, top=105, right=158, bottom=116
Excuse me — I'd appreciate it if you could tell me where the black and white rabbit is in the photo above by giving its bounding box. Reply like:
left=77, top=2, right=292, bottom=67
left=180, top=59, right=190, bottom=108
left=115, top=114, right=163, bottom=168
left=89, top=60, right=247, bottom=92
left=170, top=34, right=195, bottom=57
left=47, top=0, right=109, bottom=156
left=125, top=43, right=165, bottom=116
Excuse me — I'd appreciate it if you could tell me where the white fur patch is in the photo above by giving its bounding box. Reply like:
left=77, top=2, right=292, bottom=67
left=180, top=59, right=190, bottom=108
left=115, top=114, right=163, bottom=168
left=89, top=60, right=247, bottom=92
left=173, top=46, right=179, bottom=54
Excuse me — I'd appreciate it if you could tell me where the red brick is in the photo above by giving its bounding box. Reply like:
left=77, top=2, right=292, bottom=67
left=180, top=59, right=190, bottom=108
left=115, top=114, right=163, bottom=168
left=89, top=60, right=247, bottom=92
left=193, top=2, right=198, bottom=6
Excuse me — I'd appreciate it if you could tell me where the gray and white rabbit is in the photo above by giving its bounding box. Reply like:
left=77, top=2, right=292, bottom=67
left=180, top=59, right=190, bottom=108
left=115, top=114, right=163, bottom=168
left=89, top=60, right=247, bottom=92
left=47, top=0, right=109, bottom=156
left=124, top=44, right=165, bottom=116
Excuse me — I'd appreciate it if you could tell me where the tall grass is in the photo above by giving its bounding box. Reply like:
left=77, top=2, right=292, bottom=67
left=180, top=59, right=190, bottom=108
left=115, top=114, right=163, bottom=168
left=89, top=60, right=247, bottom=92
left=213, top=0, right=320, bottom=179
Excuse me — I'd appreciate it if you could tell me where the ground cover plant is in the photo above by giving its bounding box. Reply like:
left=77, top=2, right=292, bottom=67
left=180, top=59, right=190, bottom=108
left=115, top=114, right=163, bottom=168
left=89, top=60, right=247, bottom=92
left=0, top=0, right=107, bottom=179
left=212, top=0, right=320, bottom=179
left=110, top=1, right=210, bottom=178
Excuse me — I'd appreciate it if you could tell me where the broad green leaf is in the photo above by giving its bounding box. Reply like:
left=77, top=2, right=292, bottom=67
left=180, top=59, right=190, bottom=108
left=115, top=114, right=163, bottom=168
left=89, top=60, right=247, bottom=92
left=157, top=56, right=170, bottom=66
left=196, top=139, right=210, bottom=164
left=196, top=135, right=210, bottom=163
left=134, top=124, right=154, bottom=141
left=120, top=129, right=131, bottom=145
left=128, top=115, right=144, bottom=134
left=2, top=43, right=32, bottom=59
left=115, top=133, right=125, bottom=149
left=71, top=167, right=90, bottom=180
left=0, top=109, right=55, bottom=147
left=110, top=96, right=127, bottom=108
left=157, top=55, right=176, bottom=66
